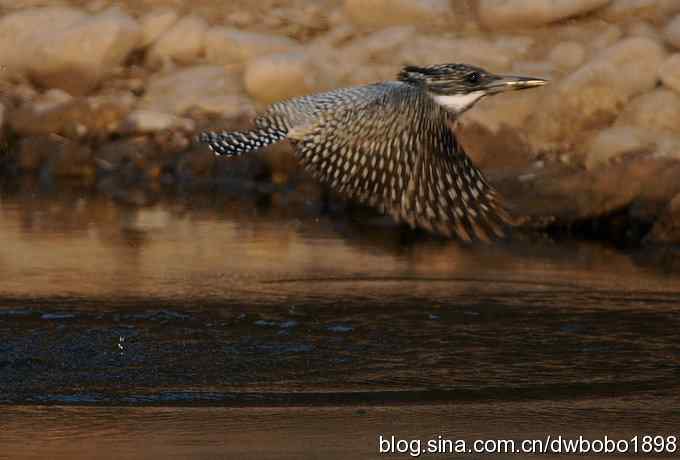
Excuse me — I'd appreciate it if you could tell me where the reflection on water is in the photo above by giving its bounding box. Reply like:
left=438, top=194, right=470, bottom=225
left=1, top=180, right=680, bottom=459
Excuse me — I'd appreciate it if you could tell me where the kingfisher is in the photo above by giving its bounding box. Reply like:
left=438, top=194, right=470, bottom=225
left=199, top=63, right=547, bottom=241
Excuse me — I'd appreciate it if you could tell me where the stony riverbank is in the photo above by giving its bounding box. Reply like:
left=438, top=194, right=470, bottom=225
left=1, top=0, right=680, bottom=244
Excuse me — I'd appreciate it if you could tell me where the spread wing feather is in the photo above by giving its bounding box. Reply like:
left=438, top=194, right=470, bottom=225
left=289, top=83, right=511, bottom=241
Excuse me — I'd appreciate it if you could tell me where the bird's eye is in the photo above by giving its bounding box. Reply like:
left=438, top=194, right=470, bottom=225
left=466, top=72, right=481, bottom=84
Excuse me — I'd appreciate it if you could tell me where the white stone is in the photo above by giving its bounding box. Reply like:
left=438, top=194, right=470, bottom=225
left=37, top=7, right=140, bottom=94
left=140, top=8, right=178, bottom=47
left=660, top=53, right=680, bottom=94
left=665, top=15, right=680, bottom=49
left=140, top=65, right=254, bottom=118
left=31, top=88, right=74, bottom=113
left=244, top=52, right=315, bottom=104
left=548, top=41, right=586, bottom=69
left=616, top=88, right=680, bottom=135
left=146, top=15, right=207, bottom=66
left=204, top=27, right=300, bottom=65
left=584, top=126, right=653, bottom=170
left=122, top=110, right=195, bottom=133
left=529, top=37, right=666, bottom=146
left=478, top=0, right=610, bottom=28
left=344, top=0, right=452, bottom=27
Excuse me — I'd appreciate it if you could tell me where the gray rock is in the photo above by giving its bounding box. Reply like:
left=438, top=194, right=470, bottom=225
left=478, top=0, right=610, bottom=29
left=146, top=15, right=207, bottom=66
left=660, top=53, right=680, bottom=94
left=204, top=27, right=300, bottom=65
left=140, top=65, right=254, bottom=118
left=139, top=7, right=179, bottom=47
left=344, top=0, right=452, bottom=28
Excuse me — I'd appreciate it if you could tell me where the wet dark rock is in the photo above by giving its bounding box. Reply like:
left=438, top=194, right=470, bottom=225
left=9, top=94, right=133, bottom=140
left=646, top=193, right=680, bottom=244
left=503, top=157, right=680, bottom=223
left=175, top=145, right=216, bottom=178
left=15, top=135, right=94, bottom=177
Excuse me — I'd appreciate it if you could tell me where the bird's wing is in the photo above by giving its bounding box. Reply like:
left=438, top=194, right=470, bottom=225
left=290, top=84, right=511, bottom=241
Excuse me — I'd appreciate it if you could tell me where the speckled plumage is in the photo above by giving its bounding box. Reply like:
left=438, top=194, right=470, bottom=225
left=199, top=64, right=547, bottom=241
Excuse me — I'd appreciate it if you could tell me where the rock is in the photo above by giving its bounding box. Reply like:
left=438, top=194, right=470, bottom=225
left=0, top=102, right=5, bottom=133
left=600, top=0, right=660, bottom=20
left=548, top=41, right=586, bottom=69
left=16, top=135, right=94, bottom=177
left=501, top=156, right=680, bottom=224
left=344, top=0, right=452, bottom=28
left=10, top=93, right=133, bottom=139
left=478, top=0, right=610, bottom=29
left=400, top=35, right=532, bottom=71
left=29, top=7, right=141, bottom=94
left=660, top=53, right=680, bottom=94
left=0, top=7, right=87, bottom=76
left=139, top=8, right=178, bottom=47
left=590, top=24, right=623, bottom=51
left=664, top=14, right=680, bottom=49
left=176, top=146, right=217, bottom=178
left=140, top=65, right=254, bottom=118
left=204, top=27, right=300, bottom=65
left=146, top=15, right=207, bottom=66
left=244, top=52, right=315, bottom=104
left=647, top=193, right=680, bottom=243
left=625, top=21, right=663, bottom=42
left=463, top=89, right=544, bottom=134
left=121, top=110, right=195, bottom=134
left=30, top=88, right=73, bottom=113
left=616, top=89, right=680, bottom=135
left=529, top=37, right=665, bottom=147
left=584, top=126, right=654, bottom=170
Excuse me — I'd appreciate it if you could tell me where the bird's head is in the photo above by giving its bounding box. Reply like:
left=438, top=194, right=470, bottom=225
left=398, top=63, right=547, bottom=115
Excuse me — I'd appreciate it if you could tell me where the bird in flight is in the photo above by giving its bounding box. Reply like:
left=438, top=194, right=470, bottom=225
left=199, top=63, right=546, bottom=241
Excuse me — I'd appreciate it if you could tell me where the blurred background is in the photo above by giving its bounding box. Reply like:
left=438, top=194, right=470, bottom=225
left=2, top=2, right=680, bottom=459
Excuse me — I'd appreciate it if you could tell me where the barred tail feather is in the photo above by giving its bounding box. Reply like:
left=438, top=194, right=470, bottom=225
left=198, top=127, right=286, bottom=157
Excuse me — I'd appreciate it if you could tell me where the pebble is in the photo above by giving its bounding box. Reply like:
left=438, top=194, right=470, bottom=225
left=204, top=27, right=300, bottom=65
left=344, top=0, right=452, bottom=28
left=660, top=53, right=680, bottom=94
left=122, top=110, right=195, bottom=134
left=478, top=0, right=610, bottom=28
left=139, top=7, right=178, bottom=47
left=146, top=15, right=207, bottom=66
left=140, top=65, right=253, bottom=118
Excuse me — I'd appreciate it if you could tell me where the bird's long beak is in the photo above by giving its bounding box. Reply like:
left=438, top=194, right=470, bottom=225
left=485, top=75, right=548, bottom=93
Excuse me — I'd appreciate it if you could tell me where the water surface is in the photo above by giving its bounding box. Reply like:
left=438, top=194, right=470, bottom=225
left=1, top=182, right=679, bottom=458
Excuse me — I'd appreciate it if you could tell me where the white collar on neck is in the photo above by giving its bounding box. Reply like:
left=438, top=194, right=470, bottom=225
left=431, top=91, right=486, bottom=114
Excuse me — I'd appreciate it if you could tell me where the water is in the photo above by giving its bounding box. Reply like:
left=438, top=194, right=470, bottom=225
left=1, top=181, right=679, bottom=458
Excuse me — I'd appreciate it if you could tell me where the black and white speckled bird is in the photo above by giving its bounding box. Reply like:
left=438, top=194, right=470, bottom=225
left=199, top=63, right=547, bottom=241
